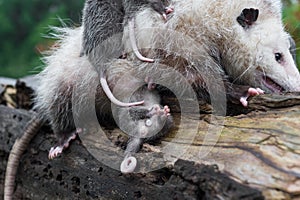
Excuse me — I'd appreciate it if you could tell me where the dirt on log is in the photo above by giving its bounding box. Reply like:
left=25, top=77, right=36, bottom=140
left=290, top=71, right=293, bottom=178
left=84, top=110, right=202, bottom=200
left=1, top=79, right=300, bottom=199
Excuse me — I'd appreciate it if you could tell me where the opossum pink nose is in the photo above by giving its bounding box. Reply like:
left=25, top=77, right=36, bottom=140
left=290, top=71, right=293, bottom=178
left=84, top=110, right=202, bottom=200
left=165, top=7, right=174, bottom=14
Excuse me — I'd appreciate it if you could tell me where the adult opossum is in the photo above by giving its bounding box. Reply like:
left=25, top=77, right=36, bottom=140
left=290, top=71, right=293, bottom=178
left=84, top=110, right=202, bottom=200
left=82, top=0, right=173, bottom=107
left=121, top=0, right=300, bottom=106
left=4, top=27, right=173, bottom=199
left=4, top=0, right=300, bottom=199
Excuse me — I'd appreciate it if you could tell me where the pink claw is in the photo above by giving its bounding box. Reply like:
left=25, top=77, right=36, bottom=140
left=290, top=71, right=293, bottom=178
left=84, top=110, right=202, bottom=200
left=165, top=7, right=174, bottom=14
left=240, top=87, right=264, bottom=107
left=48, top=128, right=82, bottom=160
left=162, top=7, right=174, bottom=21
left=163, top=105, right=171, bottom=116
left=48, top=146, right=63, bottom=160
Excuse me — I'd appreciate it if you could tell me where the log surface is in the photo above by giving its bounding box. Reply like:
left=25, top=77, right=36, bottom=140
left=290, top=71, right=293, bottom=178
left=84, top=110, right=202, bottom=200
left=0, top=106, right=264, bottom=199
left=1, top=80, right=300, bottom=199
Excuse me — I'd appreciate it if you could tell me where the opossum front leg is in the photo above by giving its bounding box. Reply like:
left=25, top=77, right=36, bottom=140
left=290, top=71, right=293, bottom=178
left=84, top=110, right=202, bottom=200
left=240, top=87, right=264, bottom=107
left=48, top=128, right=82, bottom=159
left=226, top=83, right=264, bottom=107
left=120, top=104, right=171, bottom=173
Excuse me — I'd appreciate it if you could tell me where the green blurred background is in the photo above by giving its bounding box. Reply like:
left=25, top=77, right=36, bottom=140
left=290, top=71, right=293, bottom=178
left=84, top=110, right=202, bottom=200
left=0, top=0, right=299, bottom=78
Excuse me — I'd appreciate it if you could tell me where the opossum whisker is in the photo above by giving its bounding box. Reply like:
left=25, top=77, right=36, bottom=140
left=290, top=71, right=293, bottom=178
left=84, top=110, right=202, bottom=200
left=232, top=64, right=254, bottom=84
left=260, top=65, right=267, bottom=79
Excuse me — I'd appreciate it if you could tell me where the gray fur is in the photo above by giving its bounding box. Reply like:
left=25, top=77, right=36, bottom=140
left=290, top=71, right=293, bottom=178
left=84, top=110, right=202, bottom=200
left=122, top=0, right=300, bottom=101
left=5, top=0, right=300, bottom=198
left=82, top=0, right=169, bottom=55
left=117, top=87, right=172, bottom=153
left=288, top=34, right=297, bottom=64
left=81, top=0, right=171, bottom=107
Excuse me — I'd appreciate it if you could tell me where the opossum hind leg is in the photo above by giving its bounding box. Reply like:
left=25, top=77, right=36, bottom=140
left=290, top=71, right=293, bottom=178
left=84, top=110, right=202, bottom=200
left=48, top=128, right=82, bottom=159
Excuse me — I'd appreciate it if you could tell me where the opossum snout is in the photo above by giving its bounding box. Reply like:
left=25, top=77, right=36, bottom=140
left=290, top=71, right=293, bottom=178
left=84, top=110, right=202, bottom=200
left=262, top=75, right=284, bottom=93
left=282, top=60, right=300, bottom=92
left=266, top=66, right=300, bottom=93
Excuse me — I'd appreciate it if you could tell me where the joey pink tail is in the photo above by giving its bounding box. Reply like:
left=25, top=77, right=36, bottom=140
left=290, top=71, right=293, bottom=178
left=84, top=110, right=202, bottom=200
left=100, top=77, right=144, bottom=107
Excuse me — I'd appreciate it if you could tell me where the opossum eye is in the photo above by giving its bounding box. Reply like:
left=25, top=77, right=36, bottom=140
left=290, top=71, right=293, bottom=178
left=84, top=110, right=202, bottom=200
left=275, top=53, right=283, bottom=63
left=145, top=119, right=153, bottom=127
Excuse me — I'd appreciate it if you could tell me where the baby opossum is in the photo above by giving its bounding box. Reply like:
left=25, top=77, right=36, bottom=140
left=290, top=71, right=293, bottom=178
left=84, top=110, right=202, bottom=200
left=4, top=27, right=173, bottom=199
left=122, top=0, right=300, bottom=106
left=115, top=87, right=172, bottom=173
left=82, top=0, right=173, bottom=107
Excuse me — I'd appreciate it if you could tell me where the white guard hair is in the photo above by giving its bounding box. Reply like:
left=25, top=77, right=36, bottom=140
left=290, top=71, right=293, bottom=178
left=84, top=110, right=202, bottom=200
left=123, top=0, right=300, bottom=92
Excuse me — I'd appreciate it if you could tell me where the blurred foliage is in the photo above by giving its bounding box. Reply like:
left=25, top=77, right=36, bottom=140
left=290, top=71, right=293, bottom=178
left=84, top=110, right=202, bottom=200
left=283, top=0, right=300, bottom=68
left=0, top=0, right=84, bottom=78
left=0, top=0, right=299, bottom=78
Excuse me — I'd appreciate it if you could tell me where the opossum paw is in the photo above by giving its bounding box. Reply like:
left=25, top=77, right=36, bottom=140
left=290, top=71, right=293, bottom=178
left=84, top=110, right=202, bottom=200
left=240, top=87, right=264, bottom=107
left=162, top=7, right=174, bottom=21
left=165, top=6, right=174, bottom=14
left=48, top=128, right=81, bottom=160
left=148, top=105, right=171, bottom=117
left=163, top=105, right=171, bottom=116
left=48, top=146, right=63, bottom=160
left=248, top=88, right=264, bottom=96
left=120, top=156, right=137, bottom=173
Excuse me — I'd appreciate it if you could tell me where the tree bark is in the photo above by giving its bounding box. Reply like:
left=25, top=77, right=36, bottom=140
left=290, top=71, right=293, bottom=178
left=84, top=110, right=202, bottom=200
left=1, top=80, right=300, bottom=199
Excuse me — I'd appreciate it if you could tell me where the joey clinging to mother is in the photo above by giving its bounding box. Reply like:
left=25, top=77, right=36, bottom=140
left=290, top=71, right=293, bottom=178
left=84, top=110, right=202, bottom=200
left=4, top=2, right=176, bottom=198
left=125, top=0, right=300, bottom=107
left=81, top=0, right=173, bottom=56
left=81, top=0, right=173, bottom=107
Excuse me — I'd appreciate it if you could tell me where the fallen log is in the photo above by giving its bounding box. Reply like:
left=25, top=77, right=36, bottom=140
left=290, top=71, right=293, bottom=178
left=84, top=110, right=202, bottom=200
left=1, top=80, right=300, bottom=199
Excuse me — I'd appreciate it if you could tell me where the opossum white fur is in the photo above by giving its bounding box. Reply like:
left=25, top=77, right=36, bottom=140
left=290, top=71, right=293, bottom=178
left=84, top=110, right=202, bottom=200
left=4, top=0, right=300, bottom=199
left=5, top=26, right=174, bottom=199
left=81, top=0, right=174, bottom=107
left=35, top=27, right=168, bottom=135
left=123, top=0, right=300, bottom=94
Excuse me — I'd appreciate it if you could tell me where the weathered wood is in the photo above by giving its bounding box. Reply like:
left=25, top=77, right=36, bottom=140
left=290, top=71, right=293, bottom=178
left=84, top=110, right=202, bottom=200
left=1, top=79, right=300, bottom=199
left=74, top=93, right=300, bottom=199
left=0, top=105, right=263, bottom=199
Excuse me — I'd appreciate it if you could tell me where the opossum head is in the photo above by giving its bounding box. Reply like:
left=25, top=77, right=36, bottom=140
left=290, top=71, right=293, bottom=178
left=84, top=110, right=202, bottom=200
left=231, top=5, right=300, bottom=93
left=128, top=0, right=300, bottom=93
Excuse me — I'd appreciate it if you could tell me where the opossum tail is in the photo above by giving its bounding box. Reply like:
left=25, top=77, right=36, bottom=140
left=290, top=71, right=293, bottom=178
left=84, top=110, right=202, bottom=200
left=4, top=115, right=44, bottom=200
left=100, top=77, right=145, bottom=107
left=128, top=18, right=155, bottom=63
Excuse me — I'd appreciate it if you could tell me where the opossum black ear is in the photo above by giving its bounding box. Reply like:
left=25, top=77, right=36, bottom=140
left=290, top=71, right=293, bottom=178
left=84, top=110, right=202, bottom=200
left=237, top=8, right=259, bottom=28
